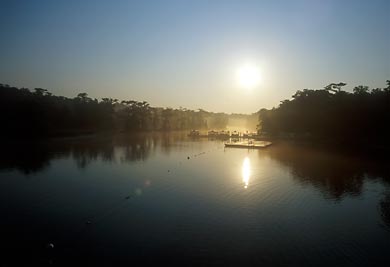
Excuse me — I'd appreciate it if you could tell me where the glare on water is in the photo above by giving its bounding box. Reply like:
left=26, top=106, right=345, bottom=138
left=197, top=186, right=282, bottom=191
left=242, top=156, right=251, bottom=189
left=0, top=134, right=389, bottom=266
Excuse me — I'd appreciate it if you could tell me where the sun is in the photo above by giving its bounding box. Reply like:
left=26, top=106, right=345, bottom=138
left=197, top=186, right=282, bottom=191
left=236, top=64, right=261, bottom=90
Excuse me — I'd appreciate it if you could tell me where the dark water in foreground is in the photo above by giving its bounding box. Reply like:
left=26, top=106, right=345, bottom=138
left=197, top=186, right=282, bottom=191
left=0, top=133, right=389, bottom=266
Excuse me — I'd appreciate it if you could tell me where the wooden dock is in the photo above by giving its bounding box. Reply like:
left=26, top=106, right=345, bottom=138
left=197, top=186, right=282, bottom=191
left=225, top=141, right=272, bottom=149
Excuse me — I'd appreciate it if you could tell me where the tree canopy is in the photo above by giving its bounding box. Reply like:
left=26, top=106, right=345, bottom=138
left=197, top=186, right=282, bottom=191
left=0, top=84, right=233, bottom=137
left=258, top=81, right=390, bottom=145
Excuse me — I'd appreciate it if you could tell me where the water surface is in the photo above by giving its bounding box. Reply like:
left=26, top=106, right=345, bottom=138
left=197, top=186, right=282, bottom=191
left=0, top=133, right=389, bottom=266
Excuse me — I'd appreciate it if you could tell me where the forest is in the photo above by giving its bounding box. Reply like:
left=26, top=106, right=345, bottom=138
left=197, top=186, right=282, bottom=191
left=1, top=81, right=389, bottom=145
left=0, top=84, right=235, bottom=137
left=258, top=81, right=390, bottom=146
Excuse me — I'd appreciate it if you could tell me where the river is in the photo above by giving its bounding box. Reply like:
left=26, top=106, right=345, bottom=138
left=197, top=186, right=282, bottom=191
left=0, top=133, right=389, bottom=266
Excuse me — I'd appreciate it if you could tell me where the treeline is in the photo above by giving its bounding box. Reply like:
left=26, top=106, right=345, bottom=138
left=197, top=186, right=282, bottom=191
left=259, top=81, right=390, bottom=145
left=0, top=84, right=231, bottom=137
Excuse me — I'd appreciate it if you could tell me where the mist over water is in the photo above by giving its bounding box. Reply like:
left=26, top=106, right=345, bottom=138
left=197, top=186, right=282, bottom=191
left=0, top=133, right=389, bottom=266
left=1, top=0, right=389, bottom=265
left=224, top=114, right=259, bottom=132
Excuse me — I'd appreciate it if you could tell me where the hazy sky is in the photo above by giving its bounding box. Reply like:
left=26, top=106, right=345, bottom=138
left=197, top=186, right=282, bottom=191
left=1, top=0, right=389, bottom=113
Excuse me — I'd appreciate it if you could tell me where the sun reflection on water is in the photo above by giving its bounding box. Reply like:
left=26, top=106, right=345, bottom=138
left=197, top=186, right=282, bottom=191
left=242, top=157, right=251, bottom=189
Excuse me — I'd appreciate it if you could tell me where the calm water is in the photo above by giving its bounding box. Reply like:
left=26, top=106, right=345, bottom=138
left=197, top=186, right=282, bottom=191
left=0, top=133, right=389, bottom=266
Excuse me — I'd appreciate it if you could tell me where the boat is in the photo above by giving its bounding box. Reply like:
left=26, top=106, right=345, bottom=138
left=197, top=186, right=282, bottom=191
left=242, top=132, right=257, bottom=138
left=231, top=131, right=240, bottom=138
left=207, top=130, right=230, bottom=139
left=225, top=140, right=272, bottom=149
left=188, top=130, right=200, bottom=137
left=207, top=130, right=218, bottom=137
left=218, top=130, right=230, bottom=138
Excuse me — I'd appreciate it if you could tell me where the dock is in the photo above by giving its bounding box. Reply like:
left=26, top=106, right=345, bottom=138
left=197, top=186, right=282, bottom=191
left=188, top=130, right=262, bottom=139
left=225, top=141, right=272, bottom=149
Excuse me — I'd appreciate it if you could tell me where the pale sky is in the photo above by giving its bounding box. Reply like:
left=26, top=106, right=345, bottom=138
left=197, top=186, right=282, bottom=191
left=1, top=0, right=389, bottom=113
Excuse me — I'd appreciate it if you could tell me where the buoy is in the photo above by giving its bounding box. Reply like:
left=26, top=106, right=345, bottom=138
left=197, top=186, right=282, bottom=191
left=86, top=220, right=92, bottom=225
left=47, top=243, right=54, bottom=249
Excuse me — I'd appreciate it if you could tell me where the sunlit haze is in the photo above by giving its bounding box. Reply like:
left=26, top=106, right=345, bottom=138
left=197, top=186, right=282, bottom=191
left=1, top=0, right=389, bottom=113
left=1, top=1, right=390, bottom=265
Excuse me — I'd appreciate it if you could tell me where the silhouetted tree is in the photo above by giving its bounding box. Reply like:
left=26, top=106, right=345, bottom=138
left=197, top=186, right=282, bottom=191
left=324, top=82, right=347, bottom=93
left=259, top=80, right=390, bottom=146
left=353, top=85, right=369, bottom=95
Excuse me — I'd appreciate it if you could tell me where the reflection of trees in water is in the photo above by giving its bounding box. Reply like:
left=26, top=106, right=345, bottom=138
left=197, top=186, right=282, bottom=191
left=0, top=142, right=52, bottom=174
left=159, top=132, right=186, bottom=155
left=262, top=143, right=390, bottom=200
left=379, top=191, right=390, bottom=229
left=262, top=142, right=390, bottom=230
left=0, top=133, right=188, bottom=173
left=71, top=140, right=115, bottom=169
left=120, top=134, right=155, bottom=163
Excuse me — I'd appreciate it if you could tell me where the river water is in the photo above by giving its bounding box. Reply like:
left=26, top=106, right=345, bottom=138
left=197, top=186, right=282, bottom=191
left=0, top=133, right=389, bottom=266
